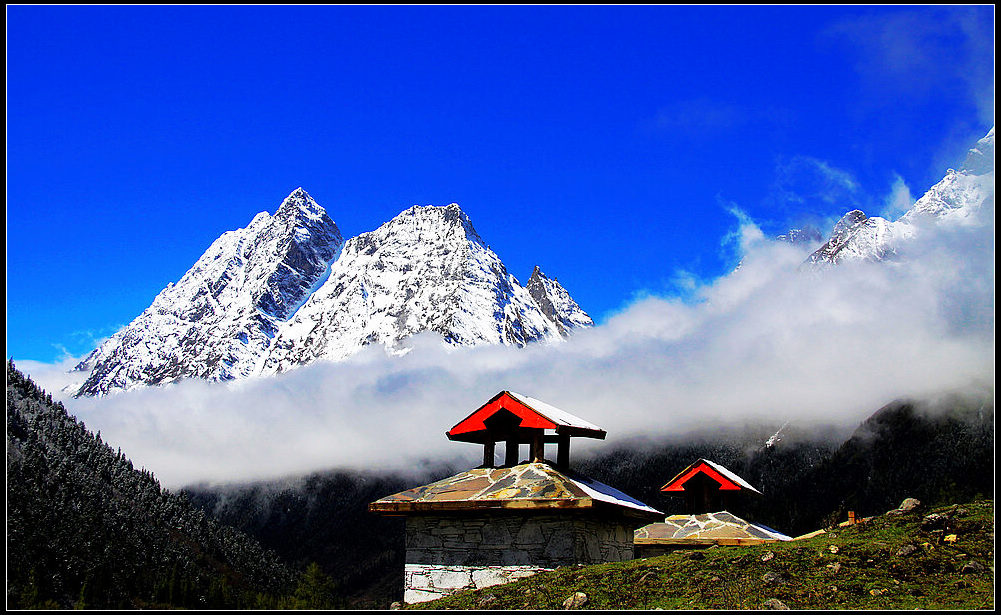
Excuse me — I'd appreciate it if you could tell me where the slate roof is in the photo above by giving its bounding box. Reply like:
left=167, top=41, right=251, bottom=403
left=635, top=511, right=792, bottom=545
left=368, top=461, right=662, bottom=519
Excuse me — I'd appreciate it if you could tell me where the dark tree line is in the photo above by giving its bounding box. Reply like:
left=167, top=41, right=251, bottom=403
left=576, top=390, right=994, bottom=536
left=184, top=461, right=464, bottom=608
left=6, top=360, right=342, bottom=609
left=9, top=355, right=991, bottom=609
left=188, top=388, right=993, bottom=607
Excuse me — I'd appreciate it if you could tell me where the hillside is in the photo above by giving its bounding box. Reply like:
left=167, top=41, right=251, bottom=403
left=183, top=388, right=993, bottom=608
left=6, top=361, right=307, bottom=609
left=409, top=499, right=994, bottom=610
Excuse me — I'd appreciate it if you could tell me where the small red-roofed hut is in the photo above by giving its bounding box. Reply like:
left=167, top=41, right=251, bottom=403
left=370, top=391, right=660, bottom=604
left=660, top=458, right=762, bottom=515
left=447, top=390, right=606, bottom=470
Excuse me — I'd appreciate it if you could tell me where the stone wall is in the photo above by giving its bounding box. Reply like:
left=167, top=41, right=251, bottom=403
left=404, top=564, right=549, bottom=603
left=403, top=512, right=637, bottom=603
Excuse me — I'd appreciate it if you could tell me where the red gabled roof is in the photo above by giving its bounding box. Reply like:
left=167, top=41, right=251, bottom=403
left=660, top=459, right=760, bottom=493
left=446, top=391, right=605, bottom=443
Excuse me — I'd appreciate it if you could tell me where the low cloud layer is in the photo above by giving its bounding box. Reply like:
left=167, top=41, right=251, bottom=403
left=24, top=198, right=994, bottom=489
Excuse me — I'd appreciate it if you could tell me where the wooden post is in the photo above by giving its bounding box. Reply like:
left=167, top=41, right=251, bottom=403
left=530, top=429, right=544, bottom=462
left=483, top=441, right=496, bottom=467
left=556, top=433, right=571, bottom=470
left=505, top=439, right=519, bottom=466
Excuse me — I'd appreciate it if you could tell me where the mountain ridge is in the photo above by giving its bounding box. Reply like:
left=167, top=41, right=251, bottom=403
left=807, top=127, right=994, bottom=266
left=72, top=195, right=593, bottom=396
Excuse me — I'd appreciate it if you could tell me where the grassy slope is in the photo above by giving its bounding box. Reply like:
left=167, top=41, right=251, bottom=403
left=408, top=499, right=994, bottom=610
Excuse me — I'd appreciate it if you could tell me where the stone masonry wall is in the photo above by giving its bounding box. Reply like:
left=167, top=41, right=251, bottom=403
left=403, top=512, right=637, bottom=603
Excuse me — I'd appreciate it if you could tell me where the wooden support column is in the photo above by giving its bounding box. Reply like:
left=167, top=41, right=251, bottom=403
left=529, top=429, right=545, bottom=462
left=482, top=441, right=495, bottom=468
left=556, top=433, right=571, bottom=470
left=505, top=439, right=520, bottom=466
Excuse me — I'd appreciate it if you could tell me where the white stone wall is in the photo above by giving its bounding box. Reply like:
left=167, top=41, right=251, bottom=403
left=404, top=564, right=549, bottom=604
left=403, top=512, right=637, bottom=603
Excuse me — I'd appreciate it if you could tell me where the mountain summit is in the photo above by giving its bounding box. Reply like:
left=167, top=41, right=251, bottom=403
left=807, top=126, right=994, bottom=266
left=260, top=203, right=590, bottom=374
left=73, top=197, right=592, bottom=396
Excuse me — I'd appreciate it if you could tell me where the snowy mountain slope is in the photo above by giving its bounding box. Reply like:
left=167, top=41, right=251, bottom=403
left=776, top=226, right=822, bottom=246
left=525, top=266, right=594, bottom=337
left=808, top=127, right=994, bottom=266
left=72, top=198, right=593, bottom=395
left=73, top=188, right=344, bottom=396
left=261, top=204, right=579, bottom=373
left=806, top=210, right=897, bottom=265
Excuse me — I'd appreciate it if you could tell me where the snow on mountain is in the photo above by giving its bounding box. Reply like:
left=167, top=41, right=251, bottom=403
left=525, top=266, right=595, bottom=337
left=73, top=188, right=344, bottom=396
left=261, top=204, right=577, bottom=373
left=808, top=127, right=994, bottom=266
left=806, top=210, right=897, bottom=265
left=73, top=198, right=592, bottom=395
left=776, top=226, right=823, bottom=246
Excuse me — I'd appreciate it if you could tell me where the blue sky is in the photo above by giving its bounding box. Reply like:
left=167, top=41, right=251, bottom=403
left=6, top=5, right=995, bottom=364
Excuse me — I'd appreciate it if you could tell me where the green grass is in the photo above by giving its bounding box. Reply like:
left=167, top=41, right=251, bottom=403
left=407, top=499, right=994, bottom=610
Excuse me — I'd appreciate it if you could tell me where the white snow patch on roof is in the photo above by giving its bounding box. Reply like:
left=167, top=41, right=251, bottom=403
left=507, top=391, right=603, bottom=432
left=569, top=474, right=663, bottom=515
left=702, top=459, right=762, bottom=494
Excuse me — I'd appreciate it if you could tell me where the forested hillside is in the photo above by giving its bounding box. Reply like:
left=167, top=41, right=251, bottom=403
left=6, top=361, right=306, bottom=609
left=578, top=390, right=994, bottom=537
left=10, top=355, right=990, bottom=610
left=187, top=388, right=993, bottom=608
left=185, top=463, right=464, bottom=608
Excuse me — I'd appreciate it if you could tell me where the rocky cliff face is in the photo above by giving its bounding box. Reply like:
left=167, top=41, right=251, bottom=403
left=525, top=266, right=594, bottom=337
left=73, top=195, right=592, bottom=396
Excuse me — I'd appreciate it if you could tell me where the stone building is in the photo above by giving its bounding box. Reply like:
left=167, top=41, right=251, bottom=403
left=634, top=458, right=791, bottom=555
left=369, top=391, right=662, bottom=604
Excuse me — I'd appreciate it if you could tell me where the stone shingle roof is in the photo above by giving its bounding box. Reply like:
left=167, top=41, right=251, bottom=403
left=369, top=462, right=661, bottom=519
left=635, top=511, right=792, bottom=545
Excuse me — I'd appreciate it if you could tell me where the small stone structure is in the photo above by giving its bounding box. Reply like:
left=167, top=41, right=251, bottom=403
left=635, top=458, right=791, bottom=554
left=369, top=391, right=662, bottom=603
left=634, top=511, right=792, bottom=556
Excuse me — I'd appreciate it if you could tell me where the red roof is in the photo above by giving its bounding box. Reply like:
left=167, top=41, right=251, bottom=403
left=660, top=459, right=760, bottom=493
left=447, top=391, right=606, bottom=443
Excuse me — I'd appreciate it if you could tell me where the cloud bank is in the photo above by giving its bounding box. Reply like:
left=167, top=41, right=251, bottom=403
left=24, top=197, right=994, bottom=489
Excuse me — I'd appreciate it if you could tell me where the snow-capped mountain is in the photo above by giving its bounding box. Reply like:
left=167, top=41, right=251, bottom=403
left=808, top=127, right=994, bottom=266
left=260, top=203, right=590, bottom=373
left=776, top=226, right=822, bottom=246
left=806, top=210, right=896, bottom=265
left=72, top=194, right=592, bottom=396
left=74, top=188, right=344, bottom=397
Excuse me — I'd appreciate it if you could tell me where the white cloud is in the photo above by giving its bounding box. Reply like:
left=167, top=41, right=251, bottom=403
left=881, top=173, right=915, bottom=219
left=27, top=195, right=993, bottom=490
left=771, top=155, right=863, bottom=216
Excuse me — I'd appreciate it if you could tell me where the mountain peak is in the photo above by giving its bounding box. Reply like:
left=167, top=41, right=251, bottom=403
left=834, top=209, right=868, bottom=233
left=807, top=129, right=993, bottom=268
left=275, top=187, right=328, bottom=224
left=389, top=202, right=483, bottom=245
left=962, top=126, right=995, bottom=175
left=528, top=265, right=558, bottom=285
left=525, top=266, right=593, bottom=336
left=72, top=192, right=592, bottom=395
